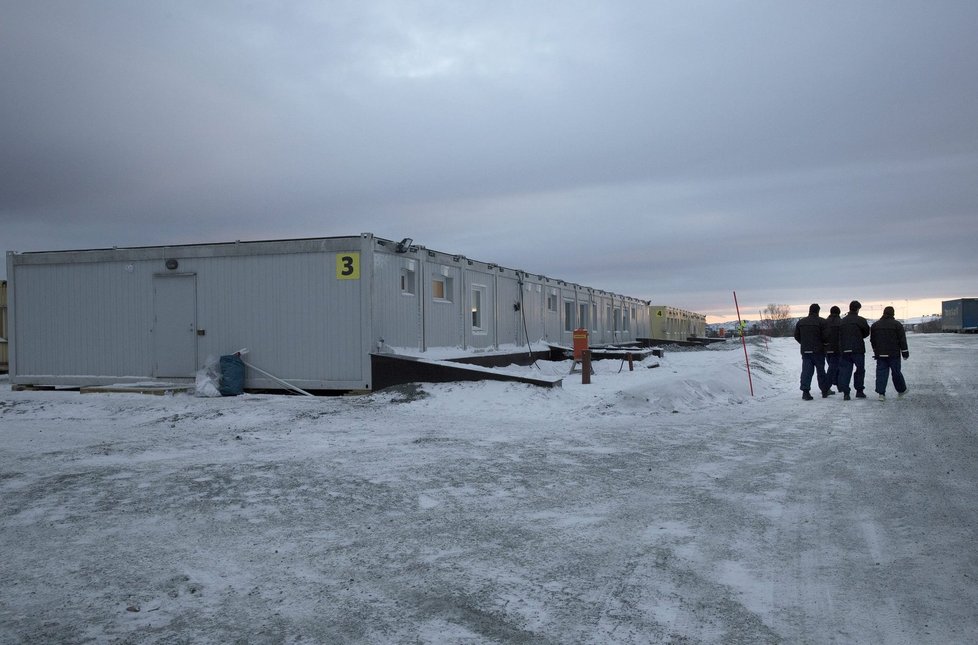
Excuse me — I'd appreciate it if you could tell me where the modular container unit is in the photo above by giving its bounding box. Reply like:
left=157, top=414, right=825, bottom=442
left=650, top=305, right=707, bottom=341
left=7, top=236, right=374, bottom=391
left=0, top=280, right=8, bottom=370
left=941, top=298, right=978, bottom=333
left=7, top=234, right=651, bottom=391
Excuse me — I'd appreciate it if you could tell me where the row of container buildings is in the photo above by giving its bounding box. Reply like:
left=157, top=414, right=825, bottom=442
left=6, top=234, right=667, bottom=392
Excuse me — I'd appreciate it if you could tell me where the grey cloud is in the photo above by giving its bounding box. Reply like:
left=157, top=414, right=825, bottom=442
left=2, top=1, right=977, bottom=319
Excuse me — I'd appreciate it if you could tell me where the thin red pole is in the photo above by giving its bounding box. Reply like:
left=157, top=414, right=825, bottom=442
left=734, top=291, right=754, bottom=396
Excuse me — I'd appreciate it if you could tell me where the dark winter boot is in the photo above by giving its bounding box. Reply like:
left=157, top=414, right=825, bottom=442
left=855, top=390, right=867, bottom=399
left=843, top=391, right=851, bottom=401
left=802, top=391, right=814, bottom=401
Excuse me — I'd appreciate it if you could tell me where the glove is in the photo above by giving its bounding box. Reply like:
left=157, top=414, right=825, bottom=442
left=902, top=351, right=909, bottom=359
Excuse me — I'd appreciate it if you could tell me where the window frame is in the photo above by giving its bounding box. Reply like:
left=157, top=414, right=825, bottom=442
left=431, top=276, right=453, bottom=302
left=400, top=267, right=416, bottom=296
left=470, top=284, right=487, bottom=332
left=564, top=299, right=576, bottom=332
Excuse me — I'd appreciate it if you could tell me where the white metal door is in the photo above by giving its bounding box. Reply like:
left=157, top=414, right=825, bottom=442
left=153, top=274, right=197, bottom=377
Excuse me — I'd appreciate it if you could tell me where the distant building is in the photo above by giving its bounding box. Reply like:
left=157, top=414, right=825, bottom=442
left=650, top=306, right=706, bottom=341
left=941, top=298, right=978, bottom=333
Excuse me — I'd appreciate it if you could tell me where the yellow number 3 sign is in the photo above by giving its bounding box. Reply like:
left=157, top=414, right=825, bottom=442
left=336, top=253, right=360, bottom=280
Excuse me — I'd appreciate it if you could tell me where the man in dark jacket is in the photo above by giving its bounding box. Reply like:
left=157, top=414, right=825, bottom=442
left=794, top=303, right=827, bottom=400
left=822, top=305, right=842, bottom=397
left=870, top=305, right=909, bottom=400
left=837, top=300, right=870, bottom=400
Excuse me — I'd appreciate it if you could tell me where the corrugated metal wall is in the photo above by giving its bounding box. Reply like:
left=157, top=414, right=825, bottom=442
left=464, top=267, right=495, bottom=350
left=189, top=249, right=366, bottom=387
left=495, top=274, right=653, bottom=348
left=494, top=273, right=523, bottom=348
left=0, top=280, right=8, bottom=368
left=518, top=277, right=548, bottom=343
left=368, top=244, right=608, bottom=353
left=371, top=252, right=422, bottom=350
left=9, top=238, right=370, bottom=389
left=424, top=262, right=464, bottom=350
left=11, top=260, right=155, bottom=379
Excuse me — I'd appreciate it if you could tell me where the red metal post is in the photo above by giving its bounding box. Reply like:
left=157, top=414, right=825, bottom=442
left=734, top=291, right=755, bottom=396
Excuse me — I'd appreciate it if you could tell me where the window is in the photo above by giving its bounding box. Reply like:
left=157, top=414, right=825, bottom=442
left=564, top=300, right=575, bottom=332
left=592, top=303, right=598, bottom=332
left=471, top=286, right=486, bottom=330
left=400, top=268, right=416, bottom=295
left=578, top=303, right=589, bottom=331
left=431, top=276, right=453, bottom=301
left=623, top=306, right=631, bottom=331
left=547, top=291, right=558, bottom=312
left=614, top=307, right=622, bottom=332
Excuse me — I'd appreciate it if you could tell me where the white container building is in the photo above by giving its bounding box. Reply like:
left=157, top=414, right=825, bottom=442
left=6, top=234, right=651, bottom=392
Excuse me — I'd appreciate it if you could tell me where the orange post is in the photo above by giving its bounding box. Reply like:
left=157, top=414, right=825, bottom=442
left=572, top=328, right=588, bottom=361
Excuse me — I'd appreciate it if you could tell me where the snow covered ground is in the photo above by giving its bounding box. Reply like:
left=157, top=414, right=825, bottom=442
left=2, top=334, right=977, bottom=644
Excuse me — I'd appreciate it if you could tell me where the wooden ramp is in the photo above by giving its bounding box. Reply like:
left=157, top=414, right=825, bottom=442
left=371, top=354, right=563, bottom=390
left=547, top=343, right=663, bottom=360
left=80, top=383, right=193, bottom=395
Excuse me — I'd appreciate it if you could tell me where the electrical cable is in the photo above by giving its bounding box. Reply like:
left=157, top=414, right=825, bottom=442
left=517, top=274, right=540, bottom=369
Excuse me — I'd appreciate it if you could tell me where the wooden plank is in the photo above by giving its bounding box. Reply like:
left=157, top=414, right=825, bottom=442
left=80, top=384, right=193, bottom=395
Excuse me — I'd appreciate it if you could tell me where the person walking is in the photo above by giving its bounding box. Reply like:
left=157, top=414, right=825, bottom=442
left=822, top=305, right=842, bottom=397
left=837, top=300, right=870, bottom=400
left=794, top=303, right=828, bottom=400
left=870, top=305, right=909, bottom=400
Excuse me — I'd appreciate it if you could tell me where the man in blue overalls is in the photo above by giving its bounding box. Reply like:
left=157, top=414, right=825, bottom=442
left=794, top=303, right=827, bottom=400
left=837, top=300, right=871, bottom=400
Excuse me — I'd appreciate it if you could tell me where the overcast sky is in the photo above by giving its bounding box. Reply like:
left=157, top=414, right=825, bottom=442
left=3, top=1, right=976, bottom=321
